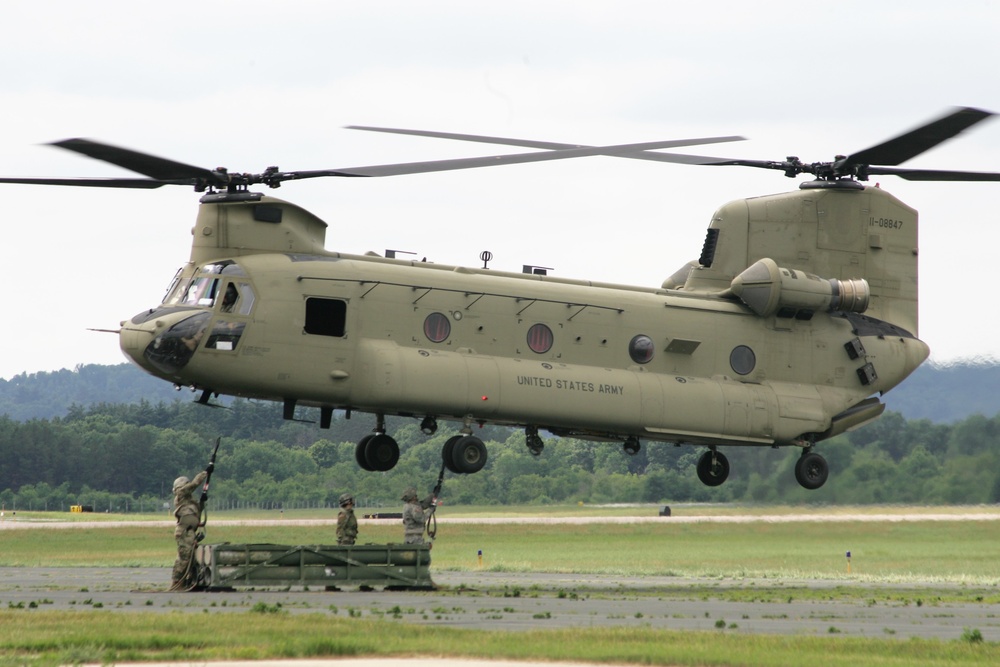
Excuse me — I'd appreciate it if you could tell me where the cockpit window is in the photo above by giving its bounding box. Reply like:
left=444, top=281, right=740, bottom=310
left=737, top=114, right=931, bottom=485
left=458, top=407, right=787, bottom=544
left=236, top=283, right=255, bottom=315
left=216, top=281, right=256, bottom=315
left=181, top=276, right=220, bottom=307
left=201, top=262, right=232, bottom=275
left=162, top=269, right=185, bottom=305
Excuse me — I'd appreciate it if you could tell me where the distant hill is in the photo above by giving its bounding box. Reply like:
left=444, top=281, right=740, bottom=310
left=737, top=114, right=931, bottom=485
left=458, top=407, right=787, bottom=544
left=880, top=361, right=1000, bottom=423
left=0, top=364, right=183, bottom=421
left=2, top=361, right=999, bottom=424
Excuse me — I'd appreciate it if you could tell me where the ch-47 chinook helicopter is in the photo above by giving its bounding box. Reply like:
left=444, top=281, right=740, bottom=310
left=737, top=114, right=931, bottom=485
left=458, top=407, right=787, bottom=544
left=2, top=107, right=999, bottom=490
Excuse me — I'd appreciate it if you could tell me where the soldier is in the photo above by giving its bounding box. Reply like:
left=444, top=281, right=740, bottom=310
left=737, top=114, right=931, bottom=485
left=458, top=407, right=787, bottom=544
left=171, top=470, right=207, bottom=588
left=336, top=492, right=358, bottom=546
left=401, top=486, right=434, bottom=545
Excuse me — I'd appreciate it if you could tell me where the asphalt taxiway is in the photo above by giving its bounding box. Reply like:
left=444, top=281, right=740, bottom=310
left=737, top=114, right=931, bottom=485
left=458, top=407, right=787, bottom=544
left=2, top=565, right=998, bottom=641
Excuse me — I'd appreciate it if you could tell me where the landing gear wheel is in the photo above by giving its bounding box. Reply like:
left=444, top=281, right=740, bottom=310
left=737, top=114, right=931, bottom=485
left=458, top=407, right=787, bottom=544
left=696, top=450, right=730, bottom=487
left=441, top=435, right=463, bottom=474
left=451, top=435, right=488, bottom=474
left=794, top=450, right=829, bottom=490
left=623, top=437, right=641, bottom=456
left=526, top=434, right=544, bottom=456
left=355, top=434, right=376, bottom=472
left=364, top=433, right=400, bottom=472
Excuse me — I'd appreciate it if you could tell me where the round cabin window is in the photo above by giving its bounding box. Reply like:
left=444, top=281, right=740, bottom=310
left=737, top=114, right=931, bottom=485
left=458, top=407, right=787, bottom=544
left=423, top=312, right=451, bottom=343
left=629, top=335, right=655, bottom=364
left=730, top=345, right=756, bottom=375
left=527, top=323, right=554, bottom=354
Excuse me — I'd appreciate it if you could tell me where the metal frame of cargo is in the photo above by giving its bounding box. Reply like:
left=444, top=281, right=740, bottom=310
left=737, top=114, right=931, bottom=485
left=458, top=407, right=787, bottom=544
left=198, top=542, right=434, bottom=590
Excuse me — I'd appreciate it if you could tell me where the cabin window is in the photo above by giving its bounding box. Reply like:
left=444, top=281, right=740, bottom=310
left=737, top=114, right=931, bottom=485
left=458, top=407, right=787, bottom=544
left=628, top=335, right=655, bottom=364
left=305, top=298, right=347, bottom=337
left=527, top=323, right=554, bottom=354
left=730, top=345, right=756, bottom=375
left=423, top=312, right=451, bottom=343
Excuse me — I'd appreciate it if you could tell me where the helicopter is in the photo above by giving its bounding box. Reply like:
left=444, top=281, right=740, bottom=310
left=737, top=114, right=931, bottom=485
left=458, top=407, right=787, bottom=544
left=2, top=107, right=998, bottom=490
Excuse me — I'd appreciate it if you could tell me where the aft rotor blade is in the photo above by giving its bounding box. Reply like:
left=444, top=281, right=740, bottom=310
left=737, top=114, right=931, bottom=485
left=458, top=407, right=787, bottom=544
left=866, top=166, right=1000, bottom=181
left=50, top=138, right=221, bottom=182
left=348, top=126, right=745, bottom=152
left=313, top=137, right=747, bottom=177
left=846, top=107, right=995, bottom=167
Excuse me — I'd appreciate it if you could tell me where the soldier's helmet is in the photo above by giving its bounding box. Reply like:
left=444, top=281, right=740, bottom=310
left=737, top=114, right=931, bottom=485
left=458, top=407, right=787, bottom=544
left=401, top=487, right=418, bottom=501
left=172, top=476, right=190, bottom=492
left=339, top=492, right=354, bottom=507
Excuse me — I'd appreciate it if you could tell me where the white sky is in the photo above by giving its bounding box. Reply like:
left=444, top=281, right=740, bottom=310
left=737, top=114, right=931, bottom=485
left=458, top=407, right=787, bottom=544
left=2, top=1, right=999, bottom=380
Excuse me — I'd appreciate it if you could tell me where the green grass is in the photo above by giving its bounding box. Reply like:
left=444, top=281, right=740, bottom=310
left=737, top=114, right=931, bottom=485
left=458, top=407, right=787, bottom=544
left=1, top=610, right=999, bottom=667
left=3, top=509, right=999, bottom=585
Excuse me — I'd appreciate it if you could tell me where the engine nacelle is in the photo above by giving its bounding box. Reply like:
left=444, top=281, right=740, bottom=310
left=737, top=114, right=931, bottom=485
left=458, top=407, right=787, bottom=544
left=729, top=258, right=869, bottom=318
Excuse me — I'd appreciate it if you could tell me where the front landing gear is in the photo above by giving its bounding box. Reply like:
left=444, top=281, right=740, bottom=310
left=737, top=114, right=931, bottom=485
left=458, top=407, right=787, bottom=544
left=441, top=434, right=488, bottom=474
left=525, top=426, right=544, bottom=457
left=355, top=414, right=400, bottom=472
left=696, top=449, right=729, bottom=487
left=355, top=433, right=400, bottom=472
left=794, top=449, right=829, bottom=490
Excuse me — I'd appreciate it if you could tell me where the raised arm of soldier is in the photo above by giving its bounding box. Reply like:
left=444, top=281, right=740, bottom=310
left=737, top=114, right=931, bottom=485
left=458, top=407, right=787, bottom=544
left=401, top=486, right=434, bottom=545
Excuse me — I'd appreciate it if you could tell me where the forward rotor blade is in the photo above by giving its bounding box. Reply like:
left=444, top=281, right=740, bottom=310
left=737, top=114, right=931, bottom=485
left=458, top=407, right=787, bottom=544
left=846, top=107, right=995, bottom=167
left=0, top=176, right=174, bottom=189
left=50, top=138, right=220, bottom=182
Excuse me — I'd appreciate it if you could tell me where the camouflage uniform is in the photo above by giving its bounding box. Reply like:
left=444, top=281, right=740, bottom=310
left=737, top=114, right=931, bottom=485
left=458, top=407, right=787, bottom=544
left=172, top=470, right=207, bottom=586
left=401, top=486, right=433, bottom=545
left=336, top=492, right=358, bottom=546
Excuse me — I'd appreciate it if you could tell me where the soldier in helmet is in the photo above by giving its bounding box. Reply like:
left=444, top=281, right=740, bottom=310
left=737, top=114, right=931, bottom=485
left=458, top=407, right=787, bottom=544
left=336, top=492, right=358, bottom=546
left=171, top=470, right=207, bottom=588
left=401, top=486, right=435, bottom=545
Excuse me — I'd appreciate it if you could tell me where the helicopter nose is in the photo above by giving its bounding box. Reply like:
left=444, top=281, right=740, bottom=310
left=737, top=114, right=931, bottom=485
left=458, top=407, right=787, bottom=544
left=908, top=336, right=931, bottom=373
left=119, top=308, right=211, bottom=377
left=119, top=318, right=158, bottom=374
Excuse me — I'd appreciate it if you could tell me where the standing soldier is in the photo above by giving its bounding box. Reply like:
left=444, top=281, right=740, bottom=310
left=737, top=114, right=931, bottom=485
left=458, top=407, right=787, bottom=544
left=336, top=492, right=358, bottom=546
left=401, top=486, right=434, bottom=545
left=171, top=470, right=207, bottom=588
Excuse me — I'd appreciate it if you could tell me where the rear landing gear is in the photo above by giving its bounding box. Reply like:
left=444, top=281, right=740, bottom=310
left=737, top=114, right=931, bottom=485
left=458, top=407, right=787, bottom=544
left=794, top=449, right=829, bottom=490
left=623, top=436, right=641, bottom=456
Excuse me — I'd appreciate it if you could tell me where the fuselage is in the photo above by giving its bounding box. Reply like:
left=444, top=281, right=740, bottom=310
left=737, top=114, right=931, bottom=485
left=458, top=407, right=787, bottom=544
left=119, top=239, right=929, bottom=448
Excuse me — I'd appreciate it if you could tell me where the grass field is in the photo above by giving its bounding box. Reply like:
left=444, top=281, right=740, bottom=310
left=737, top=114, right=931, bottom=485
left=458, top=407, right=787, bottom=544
left=3, top=505, right=999, bottom=584
left=1, top=505, right=999, bottom=666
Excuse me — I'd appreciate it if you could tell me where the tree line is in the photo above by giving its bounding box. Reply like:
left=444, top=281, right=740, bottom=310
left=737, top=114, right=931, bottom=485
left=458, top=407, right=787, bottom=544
left=2, top=398, right=1000, bottom=512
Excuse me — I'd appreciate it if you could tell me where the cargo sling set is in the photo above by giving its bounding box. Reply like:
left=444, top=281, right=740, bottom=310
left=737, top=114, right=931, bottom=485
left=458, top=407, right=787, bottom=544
left=197, top=542, right=434, bottom=590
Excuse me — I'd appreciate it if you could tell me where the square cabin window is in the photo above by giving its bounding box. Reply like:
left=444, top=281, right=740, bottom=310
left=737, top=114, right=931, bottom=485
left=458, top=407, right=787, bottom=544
left=305, top=298, right=347, bottom=337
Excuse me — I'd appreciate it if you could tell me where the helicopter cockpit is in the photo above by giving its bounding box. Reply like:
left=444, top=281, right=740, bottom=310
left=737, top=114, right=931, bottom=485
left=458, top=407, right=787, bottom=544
left=124, top=260, right=257, bottom=376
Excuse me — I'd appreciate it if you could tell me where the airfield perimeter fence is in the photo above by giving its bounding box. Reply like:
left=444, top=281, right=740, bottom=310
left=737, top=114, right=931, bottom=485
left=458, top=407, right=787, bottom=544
left=0, top=496, right=394, bottom=515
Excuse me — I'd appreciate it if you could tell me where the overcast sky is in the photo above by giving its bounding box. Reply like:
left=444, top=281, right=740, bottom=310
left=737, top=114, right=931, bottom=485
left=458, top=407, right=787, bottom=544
left=2, top=1, right=1000, bottom=381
